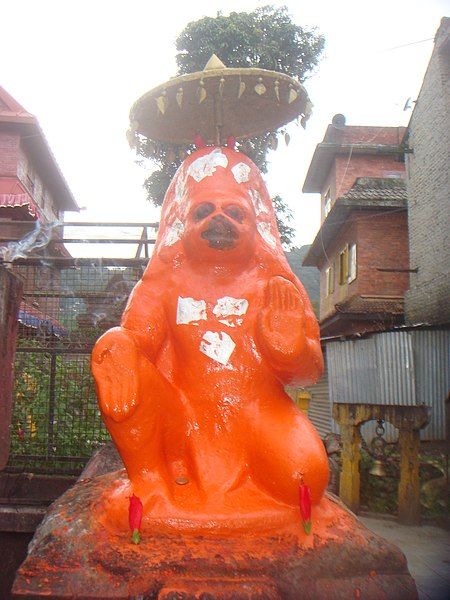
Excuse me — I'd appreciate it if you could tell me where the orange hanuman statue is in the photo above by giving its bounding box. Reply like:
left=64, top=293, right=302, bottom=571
left=92, top=146, right=328, bottom=529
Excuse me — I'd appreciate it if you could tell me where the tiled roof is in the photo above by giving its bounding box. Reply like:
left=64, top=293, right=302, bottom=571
left=341, top=177, right=407, bottom=203
left=335, top=295, right=405, bottom=315
left=303, top=177, right=407, bottom=267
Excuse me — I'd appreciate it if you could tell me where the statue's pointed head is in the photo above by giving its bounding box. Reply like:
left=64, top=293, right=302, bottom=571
left=154, top=146, right=283, bottom=266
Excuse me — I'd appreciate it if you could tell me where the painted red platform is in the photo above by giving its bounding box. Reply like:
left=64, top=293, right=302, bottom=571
left=13, top=470, right=417, bottom=599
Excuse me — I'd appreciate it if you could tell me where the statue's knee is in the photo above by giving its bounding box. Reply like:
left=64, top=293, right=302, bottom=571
left=93, top=327, right=137, bottom=362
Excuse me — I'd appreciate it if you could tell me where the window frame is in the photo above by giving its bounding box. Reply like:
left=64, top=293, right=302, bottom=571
left=339, top=245, right=349, bottom=285
left=323, top=188, right=332, bottom=218
left=348, top=243, right=357, bottom=283
left=325, top=262, right=335, bottom=296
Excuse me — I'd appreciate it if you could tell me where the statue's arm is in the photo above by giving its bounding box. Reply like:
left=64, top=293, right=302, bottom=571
left=257, top=275, right=323, bottom=386
left=119, top=277, right=167, bottom=360
left=91, top=276, right=167, bottom=422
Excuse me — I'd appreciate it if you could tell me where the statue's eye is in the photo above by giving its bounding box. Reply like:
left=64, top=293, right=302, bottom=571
left=193, top=202, right=215, bottom=221
left=224, top=204, right=244, bottom=223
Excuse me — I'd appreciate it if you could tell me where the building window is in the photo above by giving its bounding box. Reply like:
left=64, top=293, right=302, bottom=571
left=339, top=244, right=357, bottom=285
left=323, top=189, right=332, bottom=217
left=339, top=246, right=349, bottom=285
left=325, top=263, right=335, bottom=296
left=348, top=243, right=357, bottom=282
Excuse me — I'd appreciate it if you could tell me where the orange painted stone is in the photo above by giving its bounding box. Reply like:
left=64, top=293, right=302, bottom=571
left=12, top=470, right=418, bottom=599
left=13, top=147, right=418, bottom=598
left=91, top=146, right=328, bottom=525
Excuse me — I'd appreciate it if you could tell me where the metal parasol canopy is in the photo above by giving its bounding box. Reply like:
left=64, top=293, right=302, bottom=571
left=129, top=54, right=313, bottom=147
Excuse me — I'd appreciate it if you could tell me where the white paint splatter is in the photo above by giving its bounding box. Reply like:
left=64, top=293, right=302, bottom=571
left=249, top=339, right=262, bottom=362
left=174, top=175, right=186, bottom=204
left=176, top=297, right=207, bottom=325
left=188, top=149, right=228, bottom=182
left=218, top=318, right=243, bottom=328
left=231, top=162, right=251, bottom=183
left=213, top=296, right=248, bottom=318
left=257, top=221, right=277, bottom=249
left=249, top=189, right=268, bottom=216
left=163, top=218, right=184, bottom=246
left=199, top=331, right=236, bottom=365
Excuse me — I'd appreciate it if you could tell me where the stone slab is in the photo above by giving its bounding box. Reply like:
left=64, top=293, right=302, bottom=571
left=13, top=471, right=418, bottom=599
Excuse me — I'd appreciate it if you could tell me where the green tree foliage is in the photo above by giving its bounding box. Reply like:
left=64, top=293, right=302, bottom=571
left=141, top=5, right=324, bottom=247
left=272, top=194, right=295, bottom=247
left=176, top=5, right=324, bottom=81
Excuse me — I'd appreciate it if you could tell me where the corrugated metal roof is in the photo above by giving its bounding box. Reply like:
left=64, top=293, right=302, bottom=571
left=327, top=329, right=449, bottom=441
left=412, top=329, right=449, bottom=441
left=306, top=362, right=332, bottom=438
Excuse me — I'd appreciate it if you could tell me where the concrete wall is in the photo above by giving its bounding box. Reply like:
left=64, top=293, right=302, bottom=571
left=405, top=18, right=450, bottom=325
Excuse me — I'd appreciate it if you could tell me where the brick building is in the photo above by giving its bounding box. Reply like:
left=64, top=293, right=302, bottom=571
left=296, top=21, right=448, bottom=446
left=302, top=118, right=408, bottom=337
left=0, top=86, right=79, bottom=332
left=404, top=17, right=450, bottom=326
left=0, top=85, right=78, bottom=240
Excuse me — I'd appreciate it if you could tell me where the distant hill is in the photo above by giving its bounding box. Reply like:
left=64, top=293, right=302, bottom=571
left=285, top=245, right=320, bottom=317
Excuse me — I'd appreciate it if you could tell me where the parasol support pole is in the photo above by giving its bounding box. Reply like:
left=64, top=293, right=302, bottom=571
left=213, top=92, right=224, bottom=146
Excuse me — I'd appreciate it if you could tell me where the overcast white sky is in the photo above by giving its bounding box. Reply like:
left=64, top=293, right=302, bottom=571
left=1, top=0, right=447, bottom=256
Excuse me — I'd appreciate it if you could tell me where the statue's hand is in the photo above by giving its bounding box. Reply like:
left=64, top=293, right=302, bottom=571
left=91, top=328, right=139, bottom=423
left=258, top=276, right=306, bottom=362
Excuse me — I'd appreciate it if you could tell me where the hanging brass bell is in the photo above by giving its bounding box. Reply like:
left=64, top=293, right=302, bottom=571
left=369, top=459, right=386, bottom=478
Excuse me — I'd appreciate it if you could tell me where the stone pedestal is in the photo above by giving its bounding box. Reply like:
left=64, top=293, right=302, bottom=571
left=13, top=471, right=418, bottom=599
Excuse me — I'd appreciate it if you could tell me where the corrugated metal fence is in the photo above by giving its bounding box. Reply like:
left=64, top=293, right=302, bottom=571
left=327, top=329, right=449, bottom=441
left=306, top=360, right=332, bottom=438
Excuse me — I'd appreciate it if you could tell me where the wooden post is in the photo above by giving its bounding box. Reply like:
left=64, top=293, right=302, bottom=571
left=0, top=267, right=23, bottom=470
left=398, top=427, right=421, bottom=524
left=339, top=423, right=362, bottom=513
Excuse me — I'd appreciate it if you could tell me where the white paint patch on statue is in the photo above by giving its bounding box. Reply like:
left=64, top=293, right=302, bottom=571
left=174, top=175, right=186, bottom=204
left=200, top=331, right=236, bottom=365
left=231, top=162, right=251, bottom=183
left=218, top=319, right=243, bottom=328
left=213, top=296, right=248, bottom=327
left=163, top=218, right=184, bottom=246
left=257, top=222, right=277, bottom=249
left=249, top=189, right=268, bottom=216
left=188, top=148, right=228, bottom=182
left=176, top=297, right=207, bottom=325
left=213, top=296, right=248, bottom=317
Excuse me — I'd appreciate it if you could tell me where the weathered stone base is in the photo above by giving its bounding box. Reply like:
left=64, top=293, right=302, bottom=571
left=13, top=471, right=418, bottom=599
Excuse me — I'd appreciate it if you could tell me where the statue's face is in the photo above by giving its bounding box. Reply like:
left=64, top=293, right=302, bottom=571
left=156, top=147, right=281, bottom=264
left=183, top=187, right=257, bottom=264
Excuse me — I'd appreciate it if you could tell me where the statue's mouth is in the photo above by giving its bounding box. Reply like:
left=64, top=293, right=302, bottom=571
left=201, top=216, right=239, bottom=250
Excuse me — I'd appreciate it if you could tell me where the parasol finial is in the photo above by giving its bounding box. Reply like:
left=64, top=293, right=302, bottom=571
left=203, top=54, right=227, bottom=70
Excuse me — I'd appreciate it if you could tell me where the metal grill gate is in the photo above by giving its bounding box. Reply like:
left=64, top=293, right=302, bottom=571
left=7, top=258, right=147, bottom=475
